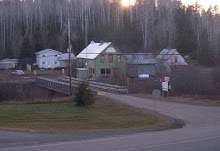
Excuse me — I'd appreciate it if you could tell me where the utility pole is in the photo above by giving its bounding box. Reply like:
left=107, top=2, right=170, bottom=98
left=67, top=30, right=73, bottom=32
left=68, top=19, right=72, bottom=96
left=3, top=21, right=6, bottom=53
left=85, top=17, right=88, bottom=69
left=85, top=17, right=88, bottom=47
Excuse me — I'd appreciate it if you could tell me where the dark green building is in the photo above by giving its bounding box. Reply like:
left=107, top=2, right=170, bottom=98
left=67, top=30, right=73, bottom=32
left=76, top=41, right=126, bottom=80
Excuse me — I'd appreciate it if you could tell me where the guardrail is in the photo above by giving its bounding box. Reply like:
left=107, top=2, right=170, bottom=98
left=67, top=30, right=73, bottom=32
left=58, top=76, right=128, bottom=94
left=36, top=77, right=78, bottom=95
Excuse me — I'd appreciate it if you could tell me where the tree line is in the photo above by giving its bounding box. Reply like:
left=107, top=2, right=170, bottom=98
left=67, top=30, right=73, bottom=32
left=0, top=0, right=220, bottom=65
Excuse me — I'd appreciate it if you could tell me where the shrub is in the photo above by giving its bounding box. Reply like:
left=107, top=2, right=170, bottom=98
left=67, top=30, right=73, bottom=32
left=213, top=66, right=220, bottom=89
left=171, top=67, right=215, bottom=96
left=74, top=83, right=95, bottom=107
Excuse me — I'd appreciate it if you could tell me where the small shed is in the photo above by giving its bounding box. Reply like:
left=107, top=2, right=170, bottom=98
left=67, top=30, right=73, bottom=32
left=125, top=53, right=157, bottom=77
left=0, top=58, right=19, bottom=69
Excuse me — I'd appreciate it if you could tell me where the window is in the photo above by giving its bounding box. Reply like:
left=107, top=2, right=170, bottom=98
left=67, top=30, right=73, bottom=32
left=106, top=68, right=111, bottom=74
left=117, top=55, right=121, bottom=63
left=100, top=68, right=111, bottom=78
left=100, top=55, right=105, bottom=63
left=101, top=69, right=105, bottom=74
left=89, top=68, right=95, bottom=74
left=42, top=55, right=45, bottom=57
left=54, top=62, right=57, bottom=64
left=174, top=56, right=178, bottom=62
left=108, top=54, right=113, bottom=63
left=42, top=62, right=46, bottom=65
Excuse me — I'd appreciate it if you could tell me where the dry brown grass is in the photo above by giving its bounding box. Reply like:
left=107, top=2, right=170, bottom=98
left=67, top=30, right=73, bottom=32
left=130, top=94, right=220, bottom=106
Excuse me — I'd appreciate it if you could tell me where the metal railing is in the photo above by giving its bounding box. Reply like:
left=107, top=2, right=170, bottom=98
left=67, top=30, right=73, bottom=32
left=36, top=77, right=78, bottom=95
left=58, top=76, right=128, bottom=94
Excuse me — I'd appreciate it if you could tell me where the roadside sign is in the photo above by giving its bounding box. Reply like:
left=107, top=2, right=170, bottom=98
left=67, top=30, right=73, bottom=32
left=162, top=82, right=168, bottom=91
left=152, top=89, right=161, bottom=98
left=165, top=77, right=170, bottom=82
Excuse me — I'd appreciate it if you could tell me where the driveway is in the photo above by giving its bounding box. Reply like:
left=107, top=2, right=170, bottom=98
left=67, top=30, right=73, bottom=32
left=1, top=92, right=220, bottom=151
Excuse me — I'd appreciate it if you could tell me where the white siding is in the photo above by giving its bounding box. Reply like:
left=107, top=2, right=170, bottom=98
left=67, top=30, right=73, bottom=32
left=36, top=51, right=61, bottom=69
left=167, top=51, right=185, bottom=63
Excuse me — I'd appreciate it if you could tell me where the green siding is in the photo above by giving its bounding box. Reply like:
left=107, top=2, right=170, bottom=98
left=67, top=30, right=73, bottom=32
left=77, top=44, right=126, bottom=80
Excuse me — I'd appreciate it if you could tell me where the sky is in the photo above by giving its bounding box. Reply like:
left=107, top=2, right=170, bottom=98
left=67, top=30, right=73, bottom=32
left=181, top=0, right=220, bottom=10
left=121, top=0, right=220, bottom=10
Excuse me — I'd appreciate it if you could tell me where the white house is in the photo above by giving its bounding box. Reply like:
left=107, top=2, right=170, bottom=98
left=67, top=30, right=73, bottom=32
left=35, top=49, right=75, bottom=69
left=58, top=53, right=76, bottom=68
left=35, top=49, right=62, bottom=69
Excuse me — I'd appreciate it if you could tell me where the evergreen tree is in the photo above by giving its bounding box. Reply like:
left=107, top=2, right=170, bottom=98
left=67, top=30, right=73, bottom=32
left=198, top=29, right=214, bottom=66
left=20, top=36, right=33, bottom=59
left=74, top=83, right=95, bottom=107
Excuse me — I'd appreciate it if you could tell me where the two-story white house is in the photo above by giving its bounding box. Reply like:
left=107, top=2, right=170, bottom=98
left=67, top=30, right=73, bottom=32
left=35, top=49, right=63, bottom=69
left=35, top=49, right=76, bottom=69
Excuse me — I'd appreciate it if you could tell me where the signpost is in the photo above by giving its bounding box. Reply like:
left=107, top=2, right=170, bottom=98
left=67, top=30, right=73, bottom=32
left=162, top=82, right=168, bottom=91
left=152, top=89, right=161, bottom=119
left=161, top=77, right=170, bottom=97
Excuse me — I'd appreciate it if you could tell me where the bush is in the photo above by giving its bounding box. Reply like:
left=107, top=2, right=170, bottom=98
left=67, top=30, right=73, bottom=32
left=74, top=83, right=95, bottom=107
left=213, top=66, right=220, bottom=89
left=171, top=67, right=216, bottom=96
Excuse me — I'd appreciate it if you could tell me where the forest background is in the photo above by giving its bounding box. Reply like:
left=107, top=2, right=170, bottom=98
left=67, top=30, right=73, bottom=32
left=0, top=0, right=220, bottom=66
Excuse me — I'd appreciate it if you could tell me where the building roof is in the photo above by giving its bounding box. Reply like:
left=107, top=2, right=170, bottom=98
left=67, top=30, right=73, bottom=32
left=125, top=53, right=157, bottom=65
left=58, top=53, right=76, bottom=61
left=35, top=49, right=62, bottom=55
left=0, top=58, right=19, bottom=63
left=156, top=49, right=177, bottom=60
left=76, top=41, right=112, bottom=59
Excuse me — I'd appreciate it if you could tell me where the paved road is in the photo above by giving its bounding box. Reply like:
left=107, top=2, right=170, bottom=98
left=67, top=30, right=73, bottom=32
left=1, top=92, right=220, bottom=151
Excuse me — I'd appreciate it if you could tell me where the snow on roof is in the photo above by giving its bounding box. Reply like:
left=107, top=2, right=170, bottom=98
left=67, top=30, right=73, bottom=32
left=58, top=53, right=76, bottom=61
left=35, top=49, right=62, bottom=55
left=156, top=49, right=178, bottom=60
left=76, top=41, right=111, bottom=59
left=125, top=53, right=157, bottom=65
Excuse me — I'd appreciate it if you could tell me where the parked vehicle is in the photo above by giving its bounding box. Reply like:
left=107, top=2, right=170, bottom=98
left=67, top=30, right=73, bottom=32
left=138, top=74, right=149, bottom=79
left=12, top=70, right=25, bottom=75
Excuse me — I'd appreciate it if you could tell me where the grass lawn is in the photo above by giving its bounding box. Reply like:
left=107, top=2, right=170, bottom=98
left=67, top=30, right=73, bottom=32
left=131, top=94, right=220, bottom=106
left=0, top=96, right=168, bottom=132
left=24, top=69, right=63, bottom=75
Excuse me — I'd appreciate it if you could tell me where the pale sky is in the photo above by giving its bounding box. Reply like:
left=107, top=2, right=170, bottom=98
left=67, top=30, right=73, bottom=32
left=181, top=0, right=220, bottom=10
left=121, top=0, right=220, bottom=10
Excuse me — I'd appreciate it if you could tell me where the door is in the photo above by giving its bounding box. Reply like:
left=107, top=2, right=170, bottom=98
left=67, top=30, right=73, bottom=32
left=113, top=69, right=118, bottom=79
